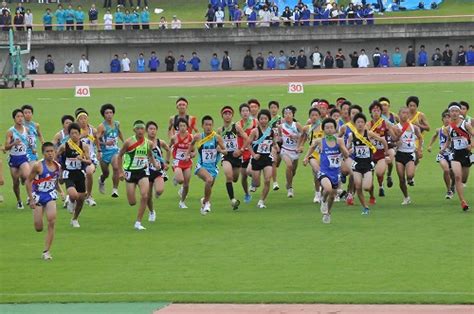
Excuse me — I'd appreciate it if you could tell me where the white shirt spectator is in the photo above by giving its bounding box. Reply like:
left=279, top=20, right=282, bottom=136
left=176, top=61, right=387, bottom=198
left=159, top=20, right=168, bottom=30
left=122, top=57, right=131, bottom=72
left=25, top=12, right=33, bottom=27
left=64, top=63, right=75, bottom=74
left=78, top=58, right=90, bottom=73
left=27, top=59, right=39, bottom=71
left=358, top=53, right=370, bottom=68
left=311, top=51, right=322, bottom=66
left=259, top=9, right=271, bottom=27
left=215, top=10, right=224, bottom=24
left=104, top=13, right=113, bottom=30
left=171, top=17, right=181, bottom=29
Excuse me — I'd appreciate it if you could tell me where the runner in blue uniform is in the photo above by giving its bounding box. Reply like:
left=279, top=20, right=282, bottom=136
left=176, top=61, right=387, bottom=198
left=21, top=105, right=45, bottom=164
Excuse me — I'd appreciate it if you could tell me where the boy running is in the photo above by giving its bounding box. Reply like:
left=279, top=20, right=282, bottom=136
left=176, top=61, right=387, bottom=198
left=21, top=104, right=45, bottom=163
left=168, top=97, right=199, bottom=137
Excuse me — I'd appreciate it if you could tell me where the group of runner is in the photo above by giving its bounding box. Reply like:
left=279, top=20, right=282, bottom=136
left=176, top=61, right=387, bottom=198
left=1, top=96, right=472, bottom=260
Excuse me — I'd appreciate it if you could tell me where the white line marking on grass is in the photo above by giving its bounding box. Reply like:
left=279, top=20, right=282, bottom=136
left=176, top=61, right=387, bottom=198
left=399, top=91, right=410, bottom=94
left=36, top=97, right=51, bottom=100
left=59, top=98, right=69, bottom=100
left=1, top=291, right=472, bottom=297
left=124, top=96, right=135, bottom=99
left=442, top=90, right=454, bottom=93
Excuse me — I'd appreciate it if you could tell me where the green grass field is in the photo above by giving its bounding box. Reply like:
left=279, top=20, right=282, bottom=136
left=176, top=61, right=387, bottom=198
left=0, top=82, right=473, bottom=305
left=10, top=0, right=474, bottom=30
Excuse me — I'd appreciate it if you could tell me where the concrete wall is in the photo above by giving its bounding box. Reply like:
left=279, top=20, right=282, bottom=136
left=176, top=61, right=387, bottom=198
left=1, top=22, right=473, bottom=73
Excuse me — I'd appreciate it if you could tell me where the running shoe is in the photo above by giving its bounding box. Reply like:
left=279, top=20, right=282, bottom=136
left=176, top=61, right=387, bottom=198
left=313, top=191, right=321, bottom=203
left=98, top=178, right=105, bottom=194
left=231, top=199, right=240, bottom=210
left=401, top=196, right=411, bottom=205
left=148, top=210, right=156, bottom=222
left=445, top=191, right=454, bottom=199
left=322, top=214, right=331, bottom=224
left=111, top=189, right=119, bottom=198
left=244, top=194, right=252, bottom=203
left=387, top=176, right=393, bottom=188
left=85, top=196, right=97, bottom=206
left=257, top=200, right=266, bottom=208
left=134, top=221, right=146, bottom=230
left=379, top=187, right=385, bottom=197
left=71, top=219, right=80, bottom=228
left=346, top=193, right=354, bottom=206
left=17, top=201, right=24, bottom=209
left=287, top=188, right=294, bottom=198
left=362, top=207, right=370, bottom=215
left=273, top=182, right=280, bottom=191
left=42, top=251, right=52, bottom=261
left=369, top=197, right=376, bottom=205
left=407, top=178, right=415, bottom=186
left=462, top=200, right=470, bottom=212
left=178, top=201, right=188, bottom=209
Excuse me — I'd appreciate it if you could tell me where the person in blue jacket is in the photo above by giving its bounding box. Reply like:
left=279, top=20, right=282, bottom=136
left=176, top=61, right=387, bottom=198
left=233, top=5, right=242, bottom=27
left=110, top=55, right=121, bottom=73
left=365, top=4, right=375, bottom=25
left=148, top=51, right=160, bottom=72
left=140, top=6, right=150, bottom=29
left=115, top=7, right=124, bottom=30
left=300, top=5, right=310, bottom=26
left=355, top=5, right=364, bottom=25
left=210, top=53, right=220, bottom=71
left=43, top=8, right=53, bottom=31
left=55, top=4, right=65, bottom=31
left=313, top=4, right=321, bottom=26
left=188, top=52, right=201, bottom=71
left=321, top=5, right=330, bottom=26
left=418, top=45, right=428, bottom=66
left=227, top=0, right=237, bottom=21
left=247, top=6, right=257, bottom=28
left=137, top=53, right=146, bottom=72
left=339, top=5, right=347, bottom=25
left=216, top=0, right=226, bottom=12
left=65, top=4, right=75, bottom=30
left=266, top=51, right=276, bottom=70
left=124, top=9, right=132, bottom=30
left=75, top=5, right=85, bottom=30
left=467, top=45, right=474, bottom=66
left=380, top=50, right=390, bottom=67
left=177, top=55, right=187, bottom=72
left=131, top=8, right=140, bottom=30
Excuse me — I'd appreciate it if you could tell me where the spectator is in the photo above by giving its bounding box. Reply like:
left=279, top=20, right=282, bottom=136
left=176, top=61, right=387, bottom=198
left=148, top=51, right=160, bottom=72
left=281, top=6, right=291, bottom=26
left=104, top=8, right=113, bottom=30
left=2, top=11, right=11, bottom=31
left=1, top=2, right=9, bottom=16
left=266, top=51, right=276, bottom=70
left=256, top=52, right=264, bottom=70
left=443, top=44, right=453, bottom=66
left=297, top=49, right=307, bottom=69
left=188, top=52, right=201, bottom=71
left=140, top=6, right=150, bottom=29
left=405, top=45, right=416, bottom=67
left=418, top=45, right=428, bottom=66
left=124, top=9, right=132, bottom=30
left=247, top=6, right=257, bottom=28
left=171, top=15, right=181, bottom=29
left=227, top=0, right=237, bottom=21
left=292, top=7, right=301, bottom=26
left=215, top=6, right=224, bottom=27
left=13, top=11, right=24, bottom=31
left=432, top=48, right=442, bottom=66
left=131, top=8, right=140, bottom=30
left=392, top=47, right=402, bottom=67
left=78, top=54, right=90, bottom=73
left=75, top=5, right=85, bottom=30
left=165, top=51, right=175, bottom=72
left=177, top=55, right=187, bottom=72
left=205, top=4, right=215, bottom=28
left=43, top=8, right=52, bottom=31
left=243, top=49, right=254, bottom=70
left=335, top=48, right=346, bottom=68
left=89, top=4, right=99, bottom=30
left=103, top=0, right=112, bottom=9
left=114, top=7, right=124, bottom=30
left=110, top=54, right=121, bottom=73
left=233, top=4, right=242, bottom=27
left=339, top=5, right=347, bottom=25
left=372, top=47, right=381, bottom=67
left=349, top=51, right=359, bottom=68
left=457, top=45, right=466, bottom=66
left=65, top=4, right=75, bottom=31
left=418, top=1, right=425, bottom=9
left=260, top=5, right=272, bottom=27
left=324, top=51, right=334, bottom=68
left=380, top=50, right=390, bottom=67
left=431, top=1, right=438, bottom=9
left=55, top=4, right=65, bottom=31
left=27, top=56, right=39, bottom=74
left=138, top=0, right=149, bottom=6
left=329, top=4, right=338, bottom=25
left=24, top=9, right=32, bottom=31
left=277, top=50, right=287, bottom=70
left=210, top=0, right=218, bottom=10
left=310, top=47, right=322, bottom=69
left=137, top=53, right=146, bottom=72
left=365, top=4, right=375, bottom=25
left=357, top=49, right=370, bottom=68
left=64, top=62, right=75, bottom=74
left=467, top=45, right=474, bottom=66
left=288, top=50, right=297, bottom=69
left=159, top=16, right=167, bottom=30
left=15, top=3, right=24, bottom=16
left=210, top=53, right=220, bottom=71
left=222, top=50, right=232, bottom=71
left=121, top=53, right=131, bottom=72
left=44, top=55, right=55, bottom=74
left=347, top=3, right=356, bottom=25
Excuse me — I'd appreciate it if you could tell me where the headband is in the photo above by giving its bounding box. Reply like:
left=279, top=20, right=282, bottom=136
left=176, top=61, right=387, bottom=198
left=221, top=108, right=233, bottom=115
left=380, top=101, right=390, bottom=106
left=76, top=112, right=88, bottom=119
left=449, top=105, right=461, bottom=111
left=284, top=108, right=293, bottom=113
left=318, top=102, right=329, bottom=108
left=134, top=123, right=146, bottom=129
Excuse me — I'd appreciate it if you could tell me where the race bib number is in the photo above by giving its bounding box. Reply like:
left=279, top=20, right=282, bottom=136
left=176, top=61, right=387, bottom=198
left=124, top=171, right=131, bottom=180
left=355, top=146, right=370, bottom=158
left=202, top=149, right=217, bottom=163
left=38, top=180, right=56, bottom=192
left=49, top=190, right=58, bottom=200
left=328, top=154, right=342, bottom=168
left=175, top=148, right=187, bottom=161
left=372, top=139, right=384, bottom=150
left=224, top=138, right=238, bottom=151
left=65, top=158, right=82, bottom=170
left=11, top=144, right=25, bottom=156
left=62, top=170, right=69, bottom=179
left=453, top=136, right=468, bottom=150
left=105, top=138, right=117, bottom=148
left=32, top=192, right=40, bottom=204
left=27, top=135, right=36, bottom=147
left=132, top=157, right=148, bottom=168
left=257, top=140, right=272, bottom=154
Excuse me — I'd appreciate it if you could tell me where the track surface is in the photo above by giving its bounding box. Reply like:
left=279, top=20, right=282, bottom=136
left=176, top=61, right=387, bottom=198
left=28, top=66, right=474, bottom=89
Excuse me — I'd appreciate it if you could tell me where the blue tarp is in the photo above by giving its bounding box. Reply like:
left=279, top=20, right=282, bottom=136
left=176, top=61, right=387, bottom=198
left=387, top=0, right=444, bottom=11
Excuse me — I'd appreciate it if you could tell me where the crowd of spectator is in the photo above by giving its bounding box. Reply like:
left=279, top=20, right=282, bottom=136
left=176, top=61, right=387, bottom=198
left=27, top=44, right=474, bottom=74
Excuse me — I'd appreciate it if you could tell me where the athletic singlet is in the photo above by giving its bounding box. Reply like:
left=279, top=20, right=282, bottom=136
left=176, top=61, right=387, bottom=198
left=100, top=121, right=120, bottom=151
left=369, top=119, right=388, bottom=150
left=8, top=126, right=29, bottom=157
left=449, top=120, right=470, bottom=151
left=123, top=136, right=149, bottom=171
left=409, top=111, right=426, bottom=135
left=173, top=114, right=196, bottom=134
left=150, top=139, right=165, bottom=171
left=343, top=122, right=353, bottom=145
left=221, top=123, right=239, bottom=152
left=270, top=116, right=281, bottom=141
left=319, top=138, right=342, bottom=175
left=24, top=121, right=38, bottom=152
left=58, top=129, right=69, bottom=146
left=238, top=118, right=258, bottom=160
left=197, top=133, right=219, bottom=167
left=80, top=126, right=97, bottom=161
left=281, top=121, right=299, bottom=152
left=33, top=159, right=60, bottom=193
left=63, top=141, right=84, bottom=171
left=352, top=130, right=372, bottom=163
left=397, top=123, right=416, bottom=153
left=173, top=133, right=192, bottom=161
left=439, top=127, right=450, bottom=151
left=252, top=127, right=274, bottom=156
